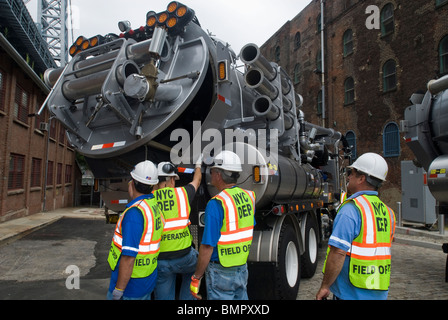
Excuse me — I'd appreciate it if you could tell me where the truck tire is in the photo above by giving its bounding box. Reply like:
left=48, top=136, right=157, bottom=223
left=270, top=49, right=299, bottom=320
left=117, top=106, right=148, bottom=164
left=275, top=221, right=301, bottom=299
left=300, top=212, right=319, bottom=278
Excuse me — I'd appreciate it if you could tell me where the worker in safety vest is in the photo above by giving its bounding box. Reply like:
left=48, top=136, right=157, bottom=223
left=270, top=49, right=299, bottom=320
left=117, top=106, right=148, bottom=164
left=107, top=160, right=164, bottom=300
left=153, top=161, right=202, bottom=300
left=190, top=151, right=256, bottom=300
left=316, top=153, right=396, bottom=300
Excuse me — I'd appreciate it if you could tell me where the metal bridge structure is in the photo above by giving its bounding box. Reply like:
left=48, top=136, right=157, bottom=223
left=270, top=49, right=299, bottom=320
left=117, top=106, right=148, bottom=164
left=0, top=0, right=70, bottom=76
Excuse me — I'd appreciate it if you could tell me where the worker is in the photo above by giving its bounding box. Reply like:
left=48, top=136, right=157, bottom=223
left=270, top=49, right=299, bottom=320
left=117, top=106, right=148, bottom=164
left=190, top=151, right=256, bottom=300
left=153, top=160, right=202, bottom=300
left=107, top=160, right=164, bottom=300
left=316, top=152, right=396, bottom=300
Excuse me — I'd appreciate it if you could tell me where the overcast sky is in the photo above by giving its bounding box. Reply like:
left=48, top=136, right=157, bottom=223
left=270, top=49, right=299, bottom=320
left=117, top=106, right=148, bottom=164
left=27, top=0, right=311, bottom=55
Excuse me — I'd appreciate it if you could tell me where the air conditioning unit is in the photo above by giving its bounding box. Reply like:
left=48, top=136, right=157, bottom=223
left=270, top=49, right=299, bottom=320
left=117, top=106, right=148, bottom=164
left=39, top=122, right=49, bottom=131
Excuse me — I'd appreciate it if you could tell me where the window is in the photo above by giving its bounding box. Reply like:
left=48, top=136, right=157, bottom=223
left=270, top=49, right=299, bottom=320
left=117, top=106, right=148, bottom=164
left=316, top=50, right=322, bottom=73
left=57, top=163, right=63, bottom=185
left=343, top=29, right=353, bottom=57
left=344, top=77, right=355, bottom=105
left=294, top=32, right=301, bottom=50
left=383, top=122, right=400, bottom=157
left=65, top=165, right=73, bottom=184
left=47, top=160, right=54, bottom=186
left=383, top=60, right=397, bottom=92
left=317, top=90, right=323, bottom=115
left=436, top=0, right=448, bottom=7
left=31, top=158, right=42, bottom=187
left=58, top=123, right=66, bottom=144
left=0, top=69, right=6, bottom=112
left=317, top=14, right=321, bottom=33
left=275, top=46, right=281, bottom=62
left=345, top=131, right=357, bottom=159
left=439, top=35, right=448, bottom=75
left=14, top=85, right=29, bottom=123
left=294, top=63, right=301, bottom=84
left=8, top=154, right=25, bottom=190
left=381, top=3, right=395, bottom=36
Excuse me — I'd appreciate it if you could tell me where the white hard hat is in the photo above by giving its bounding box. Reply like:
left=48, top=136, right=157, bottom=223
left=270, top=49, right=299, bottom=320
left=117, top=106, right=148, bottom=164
left=348, top=152, right=388, bottom=182
left=130, top=160, right=159, bottom=185
left=210, top=150, right=243, bottom=172
left=157, top=162, right=180, bottom=180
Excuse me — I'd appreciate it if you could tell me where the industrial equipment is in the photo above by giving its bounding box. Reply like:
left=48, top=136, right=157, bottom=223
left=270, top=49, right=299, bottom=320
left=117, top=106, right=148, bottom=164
left=42, top=2, right=350, bottom=299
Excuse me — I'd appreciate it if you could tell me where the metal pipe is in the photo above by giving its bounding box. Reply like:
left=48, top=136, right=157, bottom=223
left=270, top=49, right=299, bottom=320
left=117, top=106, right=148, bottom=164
left=245, top=68, right=279, bottom=100
left=428, top=74, right=448, bottom=95
left=62, top=70, right=109, bottom=101
left=252, top=96, right=280, bottom=121
left=240, top=43, right=277, bottom=81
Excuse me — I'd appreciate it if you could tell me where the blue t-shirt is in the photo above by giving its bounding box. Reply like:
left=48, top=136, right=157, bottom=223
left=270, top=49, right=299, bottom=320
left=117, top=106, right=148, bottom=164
left=328, top=191, right=389, bottom=300
left=201, top=188, right=256, bottom=262
left=108, top=194, right=158, bottom=298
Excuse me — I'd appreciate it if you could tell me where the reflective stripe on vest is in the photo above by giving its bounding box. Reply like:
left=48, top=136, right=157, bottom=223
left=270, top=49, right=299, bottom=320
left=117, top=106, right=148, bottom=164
left=108, top=198, right=164, bottom=278
left=153, top=187, right=192, bottom=253
left=348, top=195, right=395, bottom=290
left=214, top=188, right=255, bottom=267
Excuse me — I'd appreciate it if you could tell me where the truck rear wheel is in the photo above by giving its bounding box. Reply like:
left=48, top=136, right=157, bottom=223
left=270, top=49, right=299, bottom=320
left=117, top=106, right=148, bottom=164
left=275, top=221, right=301, bottom=299
left=301, top=212, right=319, bottom=278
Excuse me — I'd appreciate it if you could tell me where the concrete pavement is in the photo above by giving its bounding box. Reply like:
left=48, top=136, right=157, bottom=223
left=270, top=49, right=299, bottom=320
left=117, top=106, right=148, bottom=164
left=0, top=207, right=447, bottom=300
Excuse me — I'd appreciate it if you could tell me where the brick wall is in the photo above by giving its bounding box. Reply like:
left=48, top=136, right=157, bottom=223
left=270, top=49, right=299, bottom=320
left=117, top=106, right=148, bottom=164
left=261, top=0, right=448, bottom=211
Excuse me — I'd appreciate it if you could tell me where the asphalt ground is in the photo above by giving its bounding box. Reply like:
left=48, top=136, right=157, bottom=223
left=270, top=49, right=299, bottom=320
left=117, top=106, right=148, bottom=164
left=0, top=207, right=447, bottom=301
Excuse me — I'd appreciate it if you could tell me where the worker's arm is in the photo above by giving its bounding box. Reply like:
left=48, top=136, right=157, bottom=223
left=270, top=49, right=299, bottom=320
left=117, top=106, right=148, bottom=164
left=189, top=167, right=202, bottom=191
left=115, top=255, right=135, bottom=291
left=194, top=244, right=214, bottom=279
left=316, top=246, right=347, bottom=300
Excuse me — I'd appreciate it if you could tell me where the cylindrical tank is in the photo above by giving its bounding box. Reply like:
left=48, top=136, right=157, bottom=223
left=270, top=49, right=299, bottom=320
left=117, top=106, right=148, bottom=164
left=206, top=142, right=324, bottom=208
left=427, top=155, right=448, bottom=203
left=429, top=89, right=448, bottom=155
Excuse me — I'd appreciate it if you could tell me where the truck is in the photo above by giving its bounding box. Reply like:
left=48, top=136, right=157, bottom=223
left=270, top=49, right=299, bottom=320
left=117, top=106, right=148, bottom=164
left=402, top=75, right=448, bottom=223
left=41, top=2, right=350, bottom=299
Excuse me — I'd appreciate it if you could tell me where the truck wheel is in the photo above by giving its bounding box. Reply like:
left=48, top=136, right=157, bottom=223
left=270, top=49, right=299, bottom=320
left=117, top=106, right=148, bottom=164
left=275, top=221, right=301, bottom=299
left=301, top=213, right=319, bottom=278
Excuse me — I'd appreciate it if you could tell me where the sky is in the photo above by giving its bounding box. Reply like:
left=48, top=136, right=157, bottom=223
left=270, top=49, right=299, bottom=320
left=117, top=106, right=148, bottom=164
left=26, top=0, right=311, bottom=55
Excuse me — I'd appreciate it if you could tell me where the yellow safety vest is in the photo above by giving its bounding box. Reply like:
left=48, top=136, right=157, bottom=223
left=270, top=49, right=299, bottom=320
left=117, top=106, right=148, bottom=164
left=348, top=194, right=395, bottom=290
left=107, top=198, right=164, bottom=278
left=153, top=187, right=192, bottom=253
left=324, top=194, right=395, bottom=290
left=213, top=187, right=256, bottom=267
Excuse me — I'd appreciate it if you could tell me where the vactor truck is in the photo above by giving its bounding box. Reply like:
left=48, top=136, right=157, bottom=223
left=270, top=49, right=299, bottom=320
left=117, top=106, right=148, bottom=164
left=41, top=2, right=350, bottom=299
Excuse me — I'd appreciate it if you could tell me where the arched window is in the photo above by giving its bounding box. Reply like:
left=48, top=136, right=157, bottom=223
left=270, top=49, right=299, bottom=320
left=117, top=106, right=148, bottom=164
left=345, top=131, right=357, bottom=160
left=344, top=77, right=355, bottom=105
left=294, top=32, right=301, bottom=50
left=294, top=63, right=301, bottom=84
left=439, top=35, right=448, bottom=75
left=381, top=3, right=394, bottom=36
left=343, top=29, right=353, bottom=57
left=316, top=50, right=322, bottom=73
left=383, top=122, right=400, bottom=157
left=383, top=59, right=397, bottom=92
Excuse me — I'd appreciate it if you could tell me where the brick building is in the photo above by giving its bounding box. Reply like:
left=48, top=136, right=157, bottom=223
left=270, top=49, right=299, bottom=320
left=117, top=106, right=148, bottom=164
left=260, top=0, right=448, bottom=211
left=0, top=33, right=79, bottom=222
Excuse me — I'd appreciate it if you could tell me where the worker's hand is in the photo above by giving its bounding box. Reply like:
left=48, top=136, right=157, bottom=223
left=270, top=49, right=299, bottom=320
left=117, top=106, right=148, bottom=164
left=112, top=288, right=124, bottom=300
left=190, top=275, right=202, bottom=300
left=195, top=154, right=203, bottom=169
left=316, top=287, right=330, bottom=300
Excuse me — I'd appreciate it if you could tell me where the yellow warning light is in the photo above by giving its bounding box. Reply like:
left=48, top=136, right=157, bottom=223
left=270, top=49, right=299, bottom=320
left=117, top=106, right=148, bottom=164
left=167, top=1, right=178, bottom=13
left=69, top=44, right=78, bottom=56
left=81, top=39, right=90, bottom=50
left=218, top=61, right=228, bottom=81
left=75, top=36, right=86, bottom=46
left=176, top=6, right=187, bottom=17
left=158, top=12, right=169, bottom=24
left=147, top=16, right=157, bottom=27
left=167, top=17, right=178, bottom=28
left=253, top=166, right=261, bottom=183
